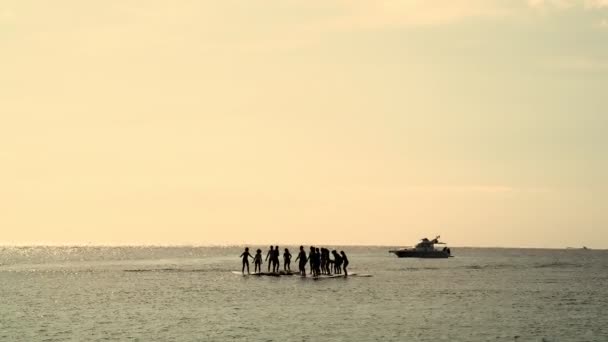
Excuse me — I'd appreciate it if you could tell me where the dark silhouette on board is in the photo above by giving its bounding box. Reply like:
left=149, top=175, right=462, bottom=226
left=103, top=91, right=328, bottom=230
left=265, top=246, right=274, bottom=272
left=320, top=248, right=327, bottom=275
left=253, top=249, right=263, bottom=274
left=308, top=247, right=316, bottom=276
left=283, top=248, right=292, bottom=271
left=240, top=247, right=254, bottom=274
left=295, top=245, right=307, bottom=276
left=314, top=248, right=321, bottom=276
left=332, top=250, right=342, bottom=274
left=274, top=245, right=280, bottom=273
left=340, top=251, right=349, bottom=276
left=239, top=246, right=354, bottom=278
left=321, top=248, right=331, bottom=275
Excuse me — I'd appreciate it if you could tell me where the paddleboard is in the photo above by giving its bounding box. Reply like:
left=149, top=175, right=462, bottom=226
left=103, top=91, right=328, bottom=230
left=233, top=271, right=372, bottom=278
left=300, top=274, right=345, bottom=278
left=231, top=271, right=288, bottom=276
left=299, top=273, right=372, bottom=278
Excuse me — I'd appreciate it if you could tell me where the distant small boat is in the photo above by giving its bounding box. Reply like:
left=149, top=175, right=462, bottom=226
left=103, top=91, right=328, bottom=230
left=389, top=236, right=452, bottom=258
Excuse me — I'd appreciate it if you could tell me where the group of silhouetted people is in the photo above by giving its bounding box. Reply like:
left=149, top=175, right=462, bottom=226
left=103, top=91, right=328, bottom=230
left=239, top=246, right=349, bottom=277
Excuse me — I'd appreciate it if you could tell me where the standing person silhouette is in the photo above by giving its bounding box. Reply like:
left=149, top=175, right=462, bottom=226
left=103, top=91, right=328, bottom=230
left=322, top=248, right=331, bottom=275
left=253, top=249, right=263, bottom=274
left=283, top=248, right=292, bottom=272
left=265, top=246, right=274, bottom=272
left=295, top=246, right=307, bottom=276
left=327, top=249, right=335, bottom=275
left=340, top=251, right=349, bottom=276
left=326, top=248, right=331, bottom=274
left=332, top=250, right=342, bottom=274
left=239, top=247, right=254, bottom=274
left=315, top=248, right=321, bottom=276
left=320, top=248, right=327, bottom=274
left=308, top=246, right=316, bottom=275
left=274, top=246, right=280, bottom=273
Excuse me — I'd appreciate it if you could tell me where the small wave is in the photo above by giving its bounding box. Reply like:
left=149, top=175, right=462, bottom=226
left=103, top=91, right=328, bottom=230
left=402, top=267, right=440, bottom=271
left=533, top=262, right=581, bottom=269
left=457, top=264, right=517, bottom=270
left=124, top=268, right=211, bottom=273
left=465, top=265, right=483, bottom=270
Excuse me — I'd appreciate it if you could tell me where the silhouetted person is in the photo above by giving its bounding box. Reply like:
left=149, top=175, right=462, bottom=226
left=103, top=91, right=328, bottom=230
left=332, top=250, right=342, bottom=274
left=274, top=245, right=280, bottom=273
left=325, top=249, right=332, bottom=274
left=320, top=248, right=327, bottom=274
left=253, top=249, right=263, bottom=274
left=308, top=247, right=316, bottom=276
left=315, top=248, right=321, bottom=276
left=340, top=251, right=349, bottom=276
left=283, top=248, right=292, bottom=272
left=240, top=247, right=254, bottom=274
left=321, top=248, right=331, bottom=275
left=295, top=245, right=307, bottom=276
left=265, top=246, right=274, bottom=272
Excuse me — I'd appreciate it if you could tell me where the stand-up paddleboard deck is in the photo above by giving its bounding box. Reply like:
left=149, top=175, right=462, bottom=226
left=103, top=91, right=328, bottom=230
left=300, top=273, right=372, bottom=279
left=231, top=271, right=299, bottom=276
left=231, top=271, right=372, bottom=278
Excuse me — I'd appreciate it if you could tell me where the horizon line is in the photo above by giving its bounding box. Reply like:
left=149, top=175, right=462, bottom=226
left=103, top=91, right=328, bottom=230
left=0, top=243, right=603, bottom=250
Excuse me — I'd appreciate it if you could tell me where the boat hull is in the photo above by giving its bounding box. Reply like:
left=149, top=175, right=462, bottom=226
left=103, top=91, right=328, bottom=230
left=389, top=250, right=450, bottom=258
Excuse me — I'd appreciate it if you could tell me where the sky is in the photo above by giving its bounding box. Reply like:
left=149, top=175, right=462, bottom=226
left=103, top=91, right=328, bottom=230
left=1, top=0, right=607, bottom=247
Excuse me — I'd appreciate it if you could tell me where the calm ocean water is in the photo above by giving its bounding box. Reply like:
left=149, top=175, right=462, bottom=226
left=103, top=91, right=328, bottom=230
left=1, top=246, right=606, bottom=341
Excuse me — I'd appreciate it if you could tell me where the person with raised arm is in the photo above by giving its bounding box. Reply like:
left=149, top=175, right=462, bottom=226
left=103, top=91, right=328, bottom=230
left=239, top=247, right=254, bottom=274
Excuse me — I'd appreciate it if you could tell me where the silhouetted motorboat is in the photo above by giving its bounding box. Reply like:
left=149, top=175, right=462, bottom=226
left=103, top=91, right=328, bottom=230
left=389, top=236, right=452, bottom=258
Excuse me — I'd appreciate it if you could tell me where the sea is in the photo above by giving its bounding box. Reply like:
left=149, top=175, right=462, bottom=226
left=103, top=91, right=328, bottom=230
left=1, top=246, right=606, bottom=342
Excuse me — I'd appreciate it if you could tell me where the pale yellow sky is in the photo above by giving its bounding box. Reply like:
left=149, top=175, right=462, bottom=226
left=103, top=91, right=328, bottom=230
left=1, top=1, right=607, bottom=247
